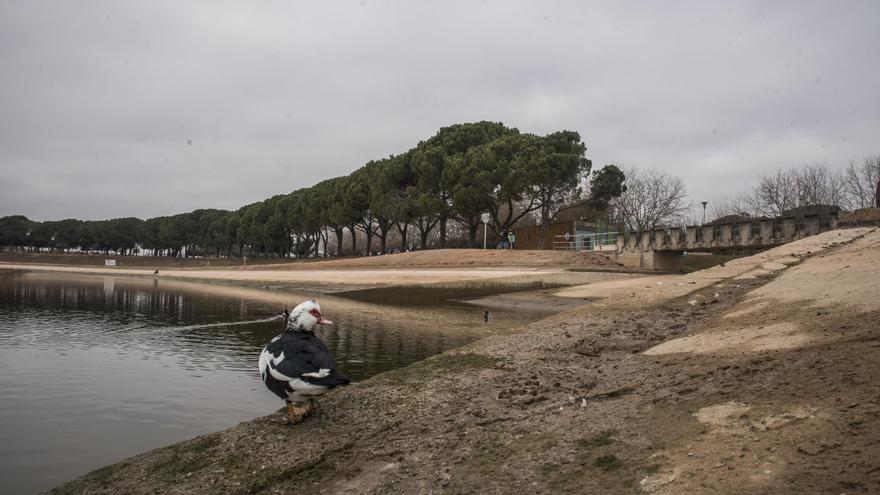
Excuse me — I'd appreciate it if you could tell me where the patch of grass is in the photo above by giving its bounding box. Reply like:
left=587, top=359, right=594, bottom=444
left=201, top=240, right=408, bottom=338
left=151, top=454, right=212, bottom=483
left=241, top=442, right=353, bottom=494
left=148, top=434, right=223, bottom=483
left=245, top=457, right=334, bottom=494
left=594, top=454, right=623, bottom=471
left=380, top=353, right=505, bottom=386
left=189, top=433, right=220, bottom=453
left=278, top=456, right=334, bottom=485
left=577, top=431, right=616, bottom=450
left=77, top=460, right=129, bottom=488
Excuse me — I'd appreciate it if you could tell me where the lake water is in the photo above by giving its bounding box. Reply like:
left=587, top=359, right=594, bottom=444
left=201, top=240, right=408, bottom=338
left=0, top=271, right=546, bottom=494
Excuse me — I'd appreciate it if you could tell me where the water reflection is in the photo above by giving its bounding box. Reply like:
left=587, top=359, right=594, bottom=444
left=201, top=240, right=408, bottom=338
left=0, top=272, right=547, bottom=494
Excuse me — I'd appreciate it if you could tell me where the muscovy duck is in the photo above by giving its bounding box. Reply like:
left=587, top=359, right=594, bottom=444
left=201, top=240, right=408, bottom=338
left=258, top=299, right=350, bottom=423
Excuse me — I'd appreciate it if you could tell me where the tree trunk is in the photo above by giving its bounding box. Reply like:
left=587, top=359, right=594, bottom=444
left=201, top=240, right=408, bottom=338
left=349, top=225, right=357, bottom=255
left=379, top=229, right=388, bottom=254
left=396, top=223, right=409, bottom=251
left=439, top=216, right=447, bottom=249
left=334, top=227, right=344, bottom=257
left=468, top=222, right=479, bottom=247
left=537, top=221, right=550, bottom=249
left=420, top=229, right=429, bottom=249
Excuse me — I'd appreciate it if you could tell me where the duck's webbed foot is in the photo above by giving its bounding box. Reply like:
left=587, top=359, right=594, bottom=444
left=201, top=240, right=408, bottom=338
left=285, top=400, right=315, bottom=424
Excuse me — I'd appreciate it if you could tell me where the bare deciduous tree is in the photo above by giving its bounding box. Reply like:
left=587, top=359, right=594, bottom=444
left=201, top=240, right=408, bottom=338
left=608, top=167, right=689, bottom=232
left=842, top=155, right=880, bottom=209
left=797, top=163, right=846, bottom=207
left=742, top=169, right=800, bottom=217
left=742, top=163, right=848, bottom=217
left=709, top=195, right=752, bottom=222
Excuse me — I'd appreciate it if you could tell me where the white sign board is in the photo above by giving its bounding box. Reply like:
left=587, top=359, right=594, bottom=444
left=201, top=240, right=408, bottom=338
left=481, top=213, right=491, bottom=223
left=105, top=259, right=116, bottom=266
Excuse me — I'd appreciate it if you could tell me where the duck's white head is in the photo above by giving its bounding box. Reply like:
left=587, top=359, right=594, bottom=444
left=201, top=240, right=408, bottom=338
left=286, top=299, right=333, bottom=332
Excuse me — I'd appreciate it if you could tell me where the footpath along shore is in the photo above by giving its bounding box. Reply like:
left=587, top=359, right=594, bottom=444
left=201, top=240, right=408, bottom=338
left=47, top=227, right=880, bottom=494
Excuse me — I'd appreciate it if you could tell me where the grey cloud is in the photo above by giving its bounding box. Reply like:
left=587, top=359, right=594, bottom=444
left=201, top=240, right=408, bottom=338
left=1, top=0, right=878, bottom=220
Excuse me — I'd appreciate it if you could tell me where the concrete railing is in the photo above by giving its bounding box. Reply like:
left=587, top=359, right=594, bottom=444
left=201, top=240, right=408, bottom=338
left=553, top=232, right=619, bottom=252
left=615, top=214, right=838, bottom=255
left=613, top=211, right=839, bottom=271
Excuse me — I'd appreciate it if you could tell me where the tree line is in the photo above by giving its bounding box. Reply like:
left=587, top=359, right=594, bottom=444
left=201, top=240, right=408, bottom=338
left=0, top=121, right=626, bottom=257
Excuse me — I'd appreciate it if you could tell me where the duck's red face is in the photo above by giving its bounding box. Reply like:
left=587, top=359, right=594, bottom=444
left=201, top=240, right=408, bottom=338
left=308, top=308, right=333, bottom=325
left=287, top=300, right=334, bottom=332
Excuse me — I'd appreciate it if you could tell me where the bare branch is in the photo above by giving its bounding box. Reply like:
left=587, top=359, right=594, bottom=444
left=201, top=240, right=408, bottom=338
left=608, top=167, right=689, bottom=232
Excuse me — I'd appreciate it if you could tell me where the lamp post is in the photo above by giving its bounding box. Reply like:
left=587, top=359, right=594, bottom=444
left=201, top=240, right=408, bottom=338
left=481, top=213, right=490, bottom=249
left=701, top=201, right=708, bottom=225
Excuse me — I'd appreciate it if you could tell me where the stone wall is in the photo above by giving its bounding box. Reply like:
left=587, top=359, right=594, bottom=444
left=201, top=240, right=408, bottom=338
left=839, top=208, right=880, bottom=227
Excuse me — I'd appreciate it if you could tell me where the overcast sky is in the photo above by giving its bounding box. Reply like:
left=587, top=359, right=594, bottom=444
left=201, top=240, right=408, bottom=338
left=1, top=1, right=878, bottom=221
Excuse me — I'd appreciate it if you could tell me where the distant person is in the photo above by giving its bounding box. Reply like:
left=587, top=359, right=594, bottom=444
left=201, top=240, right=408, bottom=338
left=483, top=310, right=491, bottom=323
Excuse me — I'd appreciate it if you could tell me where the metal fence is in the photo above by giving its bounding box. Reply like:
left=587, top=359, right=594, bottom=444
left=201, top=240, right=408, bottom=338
left=552, top=232, right=619, bottom=251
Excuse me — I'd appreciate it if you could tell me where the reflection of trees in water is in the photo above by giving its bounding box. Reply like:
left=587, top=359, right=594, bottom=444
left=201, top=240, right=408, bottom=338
left=1, top=274, right=534, bottom=383
left=1, top=274, right=276, bottom=327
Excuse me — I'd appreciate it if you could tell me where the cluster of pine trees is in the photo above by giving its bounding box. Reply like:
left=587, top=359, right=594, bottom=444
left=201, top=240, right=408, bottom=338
left=0, top=121, right=625, bottom=257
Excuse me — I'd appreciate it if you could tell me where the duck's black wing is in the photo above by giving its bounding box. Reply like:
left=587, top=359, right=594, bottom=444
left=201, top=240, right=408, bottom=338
left=268, top=332, right=350, bottom=387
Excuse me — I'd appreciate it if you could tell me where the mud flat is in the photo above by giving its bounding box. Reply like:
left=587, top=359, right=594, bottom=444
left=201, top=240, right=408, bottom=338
left=49, top=228, right=880, bottom=494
